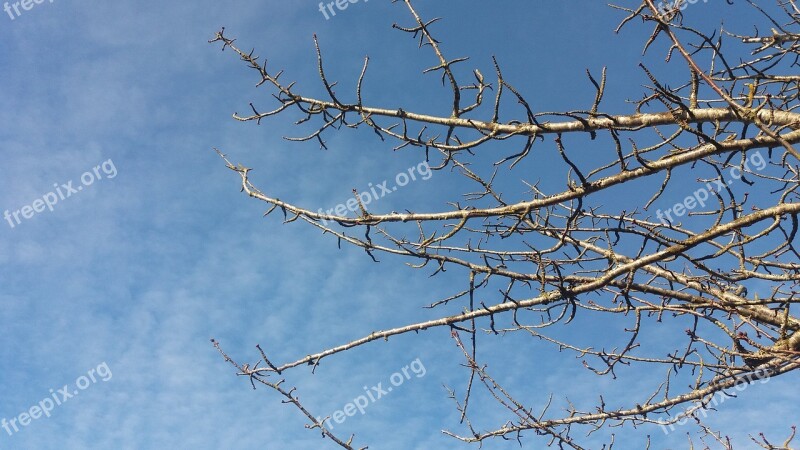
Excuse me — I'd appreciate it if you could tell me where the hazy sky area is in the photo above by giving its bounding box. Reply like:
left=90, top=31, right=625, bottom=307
left=0, top=1, right=797, bottom=449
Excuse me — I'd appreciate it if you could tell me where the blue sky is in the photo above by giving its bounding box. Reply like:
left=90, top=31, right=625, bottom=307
left=0, top=1, right=797, bottom=449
